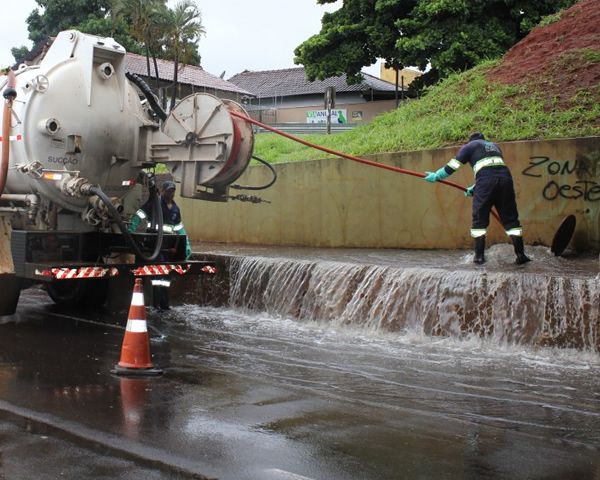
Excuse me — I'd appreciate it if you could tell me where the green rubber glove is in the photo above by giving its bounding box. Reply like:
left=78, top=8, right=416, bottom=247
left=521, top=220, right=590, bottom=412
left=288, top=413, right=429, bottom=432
left=424, top=167, right=450, bottom=183
left=179, top=226, right=193, bottom=259
left=128, top=214, right=141, bottom=233
left=465, top=185, right=475, bottom=197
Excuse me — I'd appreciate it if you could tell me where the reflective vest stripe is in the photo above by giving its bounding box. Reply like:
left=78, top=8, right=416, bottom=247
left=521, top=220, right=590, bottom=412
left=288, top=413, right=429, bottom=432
left=173, top=223, right=184, bottom=232
left=146, top=223, right=178, bottom=233
left=135, top=209, right=147, bottom=219
left=447, top=158, right=461, bottom=171
left=506, top=227, right=523, bottom=237
left=473, top=156, right=505, bottom=175
left=470, top=228, right=487, bottom=238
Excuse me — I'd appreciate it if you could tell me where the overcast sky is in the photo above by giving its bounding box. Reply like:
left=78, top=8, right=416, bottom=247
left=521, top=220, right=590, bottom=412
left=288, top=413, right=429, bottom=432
left=0, top=0, right=380, bottom=78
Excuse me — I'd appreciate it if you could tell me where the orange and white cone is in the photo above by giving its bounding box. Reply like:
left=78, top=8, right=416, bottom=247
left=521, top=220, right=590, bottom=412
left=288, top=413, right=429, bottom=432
left=112, top=278, right=162, bottom=376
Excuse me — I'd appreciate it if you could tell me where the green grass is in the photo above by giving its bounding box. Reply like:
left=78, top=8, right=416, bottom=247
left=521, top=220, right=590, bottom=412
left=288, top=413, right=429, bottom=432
left=253, top=59, right=600, bottom=163
left=582, top=48, right=600, bottom=63
left=538, top=11, right=564, bottom=28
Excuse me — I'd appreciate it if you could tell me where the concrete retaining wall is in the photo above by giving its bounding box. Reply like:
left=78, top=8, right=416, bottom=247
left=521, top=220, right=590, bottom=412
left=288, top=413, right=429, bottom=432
left=179, top=137, right=600, bottom=251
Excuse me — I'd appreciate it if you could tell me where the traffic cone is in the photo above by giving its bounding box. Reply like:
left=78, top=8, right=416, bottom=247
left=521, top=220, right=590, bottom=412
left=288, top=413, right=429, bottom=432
left=112, top=278, right=162, bottom=376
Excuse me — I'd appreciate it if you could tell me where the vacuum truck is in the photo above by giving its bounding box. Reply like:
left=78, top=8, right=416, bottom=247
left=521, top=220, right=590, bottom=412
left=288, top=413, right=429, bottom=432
left=0, top=30, right=255, bottom=315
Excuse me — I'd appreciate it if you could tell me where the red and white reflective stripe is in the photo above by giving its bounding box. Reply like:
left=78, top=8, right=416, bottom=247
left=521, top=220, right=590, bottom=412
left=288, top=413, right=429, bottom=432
left=0, top=134, right=22, bottom=142
left=201, top=265, right=217, bottom=274
left=50, top=266, right=119, bottom=279
left=131, top=264, right=190, bottom=276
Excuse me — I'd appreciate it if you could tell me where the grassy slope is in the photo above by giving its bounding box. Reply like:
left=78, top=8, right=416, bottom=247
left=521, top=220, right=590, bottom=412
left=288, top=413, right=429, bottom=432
left=253, top=58, right=600, bottom=164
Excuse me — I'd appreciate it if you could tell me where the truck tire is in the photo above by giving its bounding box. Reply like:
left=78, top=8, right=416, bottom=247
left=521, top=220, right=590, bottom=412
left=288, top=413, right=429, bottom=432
left=46, top=279, right=109, bottom=309
left=0, top=274, right=21, bottom=316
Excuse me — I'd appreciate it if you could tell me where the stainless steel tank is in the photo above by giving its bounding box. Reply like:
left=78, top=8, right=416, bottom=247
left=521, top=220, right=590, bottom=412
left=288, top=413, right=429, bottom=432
left=1, top=30, right=149, bottom=213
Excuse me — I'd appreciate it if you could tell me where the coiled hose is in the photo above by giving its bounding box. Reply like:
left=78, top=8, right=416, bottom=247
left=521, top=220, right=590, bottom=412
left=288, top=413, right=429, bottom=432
left=90, top=185, right=164, bottom=262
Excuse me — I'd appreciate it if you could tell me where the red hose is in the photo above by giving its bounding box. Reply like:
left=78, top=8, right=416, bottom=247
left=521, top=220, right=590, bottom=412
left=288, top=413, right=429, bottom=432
left=1, top=70, right=16, bottom=198
left=229, top=111, right=501, bottom=224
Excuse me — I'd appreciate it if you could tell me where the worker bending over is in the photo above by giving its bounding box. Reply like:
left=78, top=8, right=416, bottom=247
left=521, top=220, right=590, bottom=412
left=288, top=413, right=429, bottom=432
left=424, top=132, right=531, bottom=265
left=129, top=180, right=192, bottom=310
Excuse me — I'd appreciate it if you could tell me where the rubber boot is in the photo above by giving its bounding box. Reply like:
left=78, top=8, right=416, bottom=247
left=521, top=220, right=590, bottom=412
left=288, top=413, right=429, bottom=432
left=473, top=236, right=486, bottom=265
left=511, top=236, right=531, bottom=264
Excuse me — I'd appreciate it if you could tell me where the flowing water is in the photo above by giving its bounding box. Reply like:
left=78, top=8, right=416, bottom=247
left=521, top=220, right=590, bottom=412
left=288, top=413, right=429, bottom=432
left=1, top=244, right=599, bottom=479
left=167, top=244, right=600, bottom=478
left=220, top=244, right=600, bottom=351
left=166, top=302, right=600, bottom=479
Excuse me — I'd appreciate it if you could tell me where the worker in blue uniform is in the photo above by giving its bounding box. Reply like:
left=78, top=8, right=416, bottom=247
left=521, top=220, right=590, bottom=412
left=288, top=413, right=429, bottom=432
left=129, top=180, right=192, bottom=309
left=424, top=133, right=531, bottom=265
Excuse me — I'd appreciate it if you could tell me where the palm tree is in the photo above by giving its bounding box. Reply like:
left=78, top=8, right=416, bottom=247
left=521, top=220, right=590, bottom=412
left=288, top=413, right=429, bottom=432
left=158, top=0, right=205, bottom=110
left=118, top=0, right=167, bottom=82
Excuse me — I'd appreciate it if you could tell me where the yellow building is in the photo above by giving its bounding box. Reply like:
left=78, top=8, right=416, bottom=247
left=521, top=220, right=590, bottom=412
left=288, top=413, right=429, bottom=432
left=379, top=65, right=422, bottom=87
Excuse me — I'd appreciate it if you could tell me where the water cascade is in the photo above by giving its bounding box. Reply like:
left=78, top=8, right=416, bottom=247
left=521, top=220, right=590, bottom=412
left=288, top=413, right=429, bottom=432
left=227, top=249, right=600, bottom=351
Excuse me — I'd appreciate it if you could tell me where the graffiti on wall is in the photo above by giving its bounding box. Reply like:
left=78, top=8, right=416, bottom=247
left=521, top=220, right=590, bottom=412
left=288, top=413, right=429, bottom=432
left=522, top=156, right=600, bottom=201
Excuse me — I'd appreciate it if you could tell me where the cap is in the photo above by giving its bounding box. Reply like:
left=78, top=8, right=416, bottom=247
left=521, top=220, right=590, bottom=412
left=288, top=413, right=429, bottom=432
left=469, top=132, right=485, bottom=142
left=161, top=180, right=176, bottom=191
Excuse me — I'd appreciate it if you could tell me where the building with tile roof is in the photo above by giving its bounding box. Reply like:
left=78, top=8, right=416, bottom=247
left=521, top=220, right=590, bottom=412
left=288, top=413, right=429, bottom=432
left=125, top=52, right=252, bottom=103
left=228, top=67, right=404, bottom=125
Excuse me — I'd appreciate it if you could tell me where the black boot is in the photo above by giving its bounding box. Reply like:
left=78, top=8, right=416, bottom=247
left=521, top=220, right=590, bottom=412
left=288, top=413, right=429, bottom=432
left=511, top=236, right=531, bottom=264
left=474, top=236, right=486, bottom=264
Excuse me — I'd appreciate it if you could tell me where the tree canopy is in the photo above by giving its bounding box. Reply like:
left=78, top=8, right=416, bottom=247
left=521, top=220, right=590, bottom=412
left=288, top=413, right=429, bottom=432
left=10, top=0, right=202, bottom=69
left=11, top=0, right=141, bottom=64
left=294, top=0, right=576, bottom=89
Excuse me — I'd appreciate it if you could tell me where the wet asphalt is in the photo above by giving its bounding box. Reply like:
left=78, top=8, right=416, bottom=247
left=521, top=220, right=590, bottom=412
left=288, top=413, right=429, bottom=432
left=0, top=246, right=599, bottom=480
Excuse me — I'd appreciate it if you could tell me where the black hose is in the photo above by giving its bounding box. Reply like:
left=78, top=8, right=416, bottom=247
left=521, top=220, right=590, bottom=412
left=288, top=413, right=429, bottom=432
left=90, top=185, right=164, bottom=262
left=125, top=72, right=167, bottom=121
left=230, top=155, right=277, bottom=191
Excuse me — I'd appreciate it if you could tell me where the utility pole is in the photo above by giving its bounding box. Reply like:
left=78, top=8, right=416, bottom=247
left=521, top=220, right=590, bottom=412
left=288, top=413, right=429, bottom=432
left=325, top=86, right=335, bottom=135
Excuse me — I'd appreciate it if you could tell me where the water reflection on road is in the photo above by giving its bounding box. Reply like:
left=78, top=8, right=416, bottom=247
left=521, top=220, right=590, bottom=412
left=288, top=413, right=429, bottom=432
left=162, top=302, right=600, bottom=480
left=0, top=281, right=598, bottom=479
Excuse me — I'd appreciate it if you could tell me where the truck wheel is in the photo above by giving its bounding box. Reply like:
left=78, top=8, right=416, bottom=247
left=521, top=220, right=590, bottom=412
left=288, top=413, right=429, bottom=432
left=0, top=274, right=21, bottom=316
left=46, top=279, right=108, bottom=308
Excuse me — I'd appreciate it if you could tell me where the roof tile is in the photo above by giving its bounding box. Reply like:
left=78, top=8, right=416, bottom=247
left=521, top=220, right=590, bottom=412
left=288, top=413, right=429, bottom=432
left=227, top=67, right=398, bottom=98
left=125, top=53, right=252, bottom=96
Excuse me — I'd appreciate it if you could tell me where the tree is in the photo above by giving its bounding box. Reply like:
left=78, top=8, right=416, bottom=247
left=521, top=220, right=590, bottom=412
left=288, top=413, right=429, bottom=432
left=10, top=0, right=207, bottom=108
left=158, top=0, right=205, bottom=110
left=117, top=0, right=167, bottom=84
left=26, top=0, right=110, bottom=44
left=11, top=0, right=144, bottom=64
left=10, top=47, right=30, bottom=67
left=295, top=0, right=415, bottom=85
left=294, top=0, right=576, bottom=90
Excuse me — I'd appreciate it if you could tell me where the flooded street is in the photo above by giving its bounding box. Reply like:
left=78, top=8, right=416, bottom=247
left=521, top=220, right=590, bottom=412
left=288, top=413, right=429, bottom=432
left=0, top=245, right=599, bottom=479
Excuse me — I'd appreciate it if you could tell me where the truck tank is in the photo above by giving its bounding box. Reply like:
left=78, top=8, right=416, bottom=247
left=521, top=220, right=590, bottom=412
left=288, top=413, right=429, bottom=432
left=0, top=30, right=255, bottom=315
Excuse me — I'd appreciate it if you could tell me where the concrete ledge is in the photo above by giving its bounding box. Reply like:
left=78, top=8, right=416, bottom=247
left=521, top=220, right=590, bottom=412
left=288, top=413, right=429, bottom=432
left=179, top=137, right=600, bottom=251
